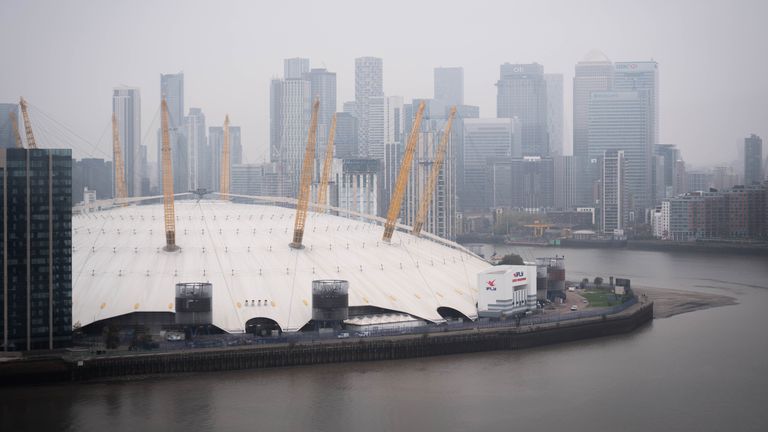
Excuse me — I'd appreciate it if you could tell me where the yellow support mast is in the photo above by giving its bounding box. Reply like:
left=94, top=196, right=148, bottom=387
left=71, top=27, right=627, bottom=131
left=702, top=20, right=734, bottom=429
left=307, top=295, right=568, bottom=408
left=8, top=112, right=23, bottom=149
left=290, top=99, right=320, bottom=249
left=111, top=113, right=129, bottom=204
left=316, top=113, right=337, bottom=212
left=18, top=97, right=37, bottom=149
left=161, top=100, right=178, bottom=251
left=220, top=115, right=231, bottom=200
left=382, top=101, right=426, bottom=243
left=412, top=106, right=456, bottom=236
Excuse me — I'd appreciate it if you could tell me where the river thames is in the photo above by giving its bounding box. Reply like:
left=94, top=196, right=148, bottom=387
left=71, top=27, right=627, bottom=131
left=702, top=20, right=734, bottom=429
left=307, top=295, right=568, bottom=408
left=2, top=246, right=767, bottom=432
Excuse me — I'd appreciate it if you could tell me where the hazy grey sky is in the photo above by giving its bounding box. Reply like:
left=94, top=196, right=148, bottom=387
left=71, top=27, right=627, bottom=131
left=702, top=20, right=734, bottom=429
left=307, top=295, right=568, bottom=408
left=1, top=0, right=766, bottom=167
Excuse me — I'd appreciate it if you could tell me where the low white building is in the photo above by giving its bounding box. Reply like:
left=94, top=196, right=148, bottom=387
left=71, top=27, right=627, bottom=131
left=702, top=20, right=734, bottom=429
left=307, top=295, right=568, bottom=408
left=477, top=265, right=538, bottom=317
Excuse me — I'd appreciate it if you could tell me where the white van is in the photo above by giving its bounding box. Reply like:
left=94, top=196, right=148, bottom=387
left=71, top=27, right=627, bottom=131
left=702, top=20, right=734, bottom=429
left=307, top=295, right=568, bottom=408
left=568, top=286, right=576, bottom=292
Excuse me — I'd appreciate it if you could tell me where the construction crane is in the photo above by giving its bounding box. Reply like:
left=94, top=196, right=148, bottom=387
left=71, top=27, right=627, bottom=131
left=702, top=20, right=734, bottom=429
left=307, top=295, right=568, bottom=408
left=382, top=101, right=426, bottom=243
left=316, top=113, right=336, bottom=212
left=111, top=113, right=128, bottom=204
left=8, top=112, right=23, bottom=149
left=160, top=99, right=178, bottom=251
left=19, top=97, right=37, bottom=149
left=289, top=99, right=320, bottom=249
left=524, top=220, right=551, bottom=238
left=412, top=106, right=456, bottom=236
left=220, top=115, right=231, bottom=200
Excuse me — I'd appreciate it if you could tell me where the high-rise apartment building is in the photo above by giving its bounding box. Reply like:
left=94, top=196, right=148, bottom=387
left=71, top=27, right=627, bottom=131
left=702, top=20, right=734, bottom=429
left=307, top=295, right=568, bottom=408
left=744, top=134, right=763, bottom=185
left=544, top=74, right=564, bottom=155
left=209, top=125, right=241, bottom=192
left=303, top=68, right=337, bottom=162
left=461, top=118, right=519, bottom=211
left=1, top=148, right=72, bottom=351
left=588, top=91, right=653, bottom=211
left=160, top=73, right=184, bottom=128
left=284, top=57, right=310, bottom=79
left=381, top=96, right=404, bottom=213
left=614, top=61, right=659, bottom=145
left=334, top=112, right=358, bottom=159
left=355, top=57, right=384, bottom=157
left=402, top=125, right=456, bottom=240
left=231, top=162, right=288, bottom=197
left=0, top=103, right=18, bottom=149
left=654, top=144, right=682, bottom=198
left=112, top=87, right=142, bottom=197
left=184, top=108, right=207, bottom=190
left=434, top=67, right=464, bottom=107
left=489, top=156, right=554, bottom=210
left=602, top=150, right=627, bottom=234
left=497, top=63, right=549, bottom=156
left=72, top=158, right=113, bottom=204
left=271, top=78, right=311, bottom=196
left=573, top=51, right=614, bottom=158
left=553, top=155, right=575, bottom=210
left=338, top=159, right=379, bottom=219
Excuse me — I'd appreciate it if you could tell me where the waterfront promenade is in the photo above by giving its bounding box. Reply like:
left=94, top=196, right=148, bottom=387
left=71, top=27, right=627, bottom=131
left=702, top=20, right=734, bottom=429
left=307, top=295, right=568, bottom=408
left=0, top=299, right=653, bottom=385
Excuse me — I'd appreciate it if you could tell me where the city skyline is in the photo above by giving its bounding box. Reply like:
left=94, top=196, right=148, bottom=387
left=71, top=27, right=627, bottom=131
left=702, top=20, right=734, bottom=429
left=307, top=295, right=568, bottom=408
left=1, top=0, right=766, bottom=168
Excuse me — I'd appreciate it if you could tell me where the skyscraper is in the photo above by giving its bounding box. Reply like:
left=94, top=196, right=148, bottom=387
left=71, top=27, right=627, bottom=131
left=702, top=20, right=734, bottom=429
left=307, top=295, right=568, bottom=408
left=402, top=123, right=456, bottom=240
left=365, top=95, right=386, bottom=160
left=573, top=51, right=614, bottom=158
left=1, top=148, right=72, bottom=351
left=0, top=103, right=19, bottom=149
left=284, top=57, right=310, bottom=79
left=272, top=78, right=311, bottom=196
left=72, top=158, right=112, bottom=204
left=160, top=73, right=184, bottom=128
left=209, top=125, right=241, bottom=192
left=654, top=144, right=682, bottom=198
left=184, top=108, right=207, bottom=190
left=544, top=73, right=564, bottom=155
left=461, top=118, right=519, bottom=211
left=553, top=155, right=575, bottom=210
left=355, top=57, right=384, bottom=157
left=602, top=149, right=627, bottom=234
left=614, top=61, right=659, bottom=145
left=434, top=67, right=464, bottom=107
left=496, top=63, right=549, bottom=156
left=744, top=134, right=763, bottom=185
left=489, top=156, right=554, bottom=210
left=381, top=96, right=404, bottom=212
left=334, top=112, right=358, bottom=159
left=112, top=87, right=142, bottom=197
left=588, top=91, right=653, bottom=211
left=338, top=159, right=379, bottom=218
left=303, top=68, right=337, bottom=163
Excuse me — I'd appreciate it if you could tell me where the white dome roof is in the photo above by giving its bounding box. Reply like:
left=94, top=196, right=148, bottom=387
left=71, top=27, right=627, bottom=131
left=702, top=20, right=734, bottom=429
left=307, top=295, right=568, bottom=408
left=72, top=200, right=490, bottom=332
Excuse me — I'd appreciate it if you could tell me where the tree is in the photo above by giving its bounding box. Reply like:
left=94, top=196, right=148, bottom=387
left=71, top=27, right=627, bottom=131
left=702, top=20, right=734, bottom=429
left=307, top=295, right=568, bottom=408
left=594, top=276, right=604, bottom=288
left=580, top=278, right=589, bottom=289
left=499, top=253, right=525, bottom=265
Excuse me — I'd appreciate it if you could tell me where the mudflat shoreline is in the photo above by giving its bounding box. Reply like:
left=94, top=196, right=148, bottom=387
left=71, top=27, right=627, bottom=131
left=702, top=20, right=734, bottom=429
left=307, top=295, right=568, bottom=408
left=636, top=286, right=737, bottom=318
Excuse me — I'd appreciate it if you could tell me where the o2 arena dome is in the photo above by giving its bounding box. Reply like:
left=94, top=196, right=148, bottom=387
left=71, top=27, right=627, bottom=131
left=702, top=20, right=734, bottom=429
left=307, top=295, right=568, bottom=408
left=72, top=199, right=490, bottom=333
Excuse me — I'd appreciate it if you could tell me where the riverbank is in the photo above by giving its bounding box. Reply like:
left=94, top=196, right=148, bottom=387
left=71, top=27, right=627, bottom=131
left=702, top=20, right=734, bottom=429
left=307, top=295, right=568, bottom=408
left=0, top=301, right=653, bottom=386
left=463, top=239, right=768, bottom=256
left=636, top=286, right=737, bottom=318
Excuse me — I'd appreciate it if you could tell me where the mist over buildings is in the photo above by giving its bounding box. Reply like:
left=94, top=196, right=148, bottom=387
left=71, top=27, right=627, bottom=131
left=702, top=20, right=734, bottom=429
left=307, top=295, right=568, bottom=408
left=0, top=0, right=766, bottom=167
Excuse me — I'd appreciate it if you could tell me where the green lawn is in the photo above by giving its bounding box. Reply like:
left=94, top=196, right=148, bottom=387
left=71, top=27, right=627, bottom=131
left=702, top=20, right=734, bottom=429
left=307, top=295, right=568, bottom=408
left=581, top=290, right=623, bottom=308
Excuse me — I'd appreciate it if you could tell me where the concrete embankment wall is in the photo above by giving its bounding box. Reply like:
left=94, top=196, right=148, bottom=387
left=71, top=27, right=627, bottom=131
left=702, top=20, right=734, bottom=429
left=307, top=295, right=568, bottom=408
left=1, top=303, right=653, bottom=385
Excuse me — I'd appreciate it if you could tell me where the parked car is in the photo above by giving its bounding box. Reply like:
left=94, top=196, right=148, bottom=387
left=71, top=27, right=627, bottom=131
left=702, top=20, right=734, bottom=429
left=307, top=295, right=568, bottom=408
left=570, top=305, right=578, bottom=311
left=337, top=332, right=350, bottom=339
